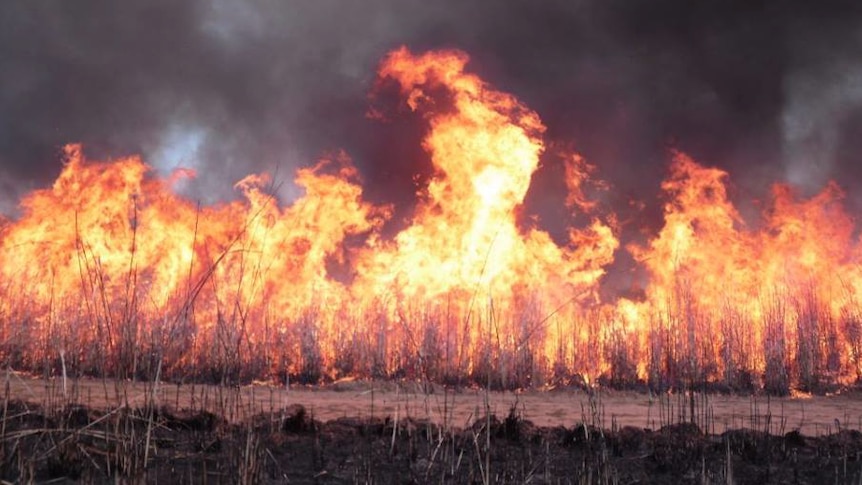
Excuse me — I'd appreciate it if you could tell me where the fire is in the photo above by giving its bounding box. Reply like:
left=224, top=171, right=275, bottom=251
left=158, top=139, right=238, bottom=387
left=1, top=47, right=861, bottom=393
left=357, top=48, right=614, bottom=303
left=353, top=48, right=618, bottom=383
left=622, top=152, right=862, bottom=391
left=0, top=144, right=386, bottom=379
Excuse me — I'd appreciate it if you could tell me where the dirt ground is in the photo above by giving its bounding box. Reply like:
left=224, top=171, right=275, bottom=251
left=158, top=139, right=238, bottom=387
left=5, top=374, right=862, bottom=483
left=7, top=373, right=862, bottom=435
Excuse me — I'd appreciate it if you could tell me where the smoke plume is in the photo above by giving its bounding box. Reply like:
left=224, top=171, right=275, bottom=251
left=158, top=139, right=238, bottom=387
left=1, top=0, right=860, bottom=231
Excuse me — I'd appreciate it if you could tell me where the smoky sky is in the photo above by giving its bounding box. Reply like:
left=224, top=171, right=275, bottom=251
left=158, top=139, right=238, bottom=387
left=1, top=0, right=862, bottom=234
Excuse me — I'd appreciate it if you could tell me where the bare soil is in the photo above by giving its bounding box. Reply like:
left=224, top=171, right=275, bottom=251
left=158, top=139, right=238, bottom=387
left=8, top=374, right=862, bottom=435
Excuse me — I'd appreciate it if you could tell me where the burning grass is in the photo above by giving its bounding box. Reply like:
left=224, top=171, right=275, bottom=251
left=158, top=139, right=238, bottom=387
left=3, top=48, right=862, bottom=395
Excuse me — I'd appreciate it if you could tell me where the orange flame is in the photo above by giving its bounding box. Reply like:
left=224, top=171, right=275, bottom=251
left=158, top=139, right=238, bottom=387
left=621, top=152, right=862, bottom=391
left=2, top=47, right=861, bottom=393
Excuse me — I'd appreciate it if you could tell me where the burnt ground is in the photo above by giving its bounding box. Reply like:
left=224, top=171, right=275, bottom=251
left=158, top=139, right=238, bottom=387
left=3, top=400, right=862, bottom=484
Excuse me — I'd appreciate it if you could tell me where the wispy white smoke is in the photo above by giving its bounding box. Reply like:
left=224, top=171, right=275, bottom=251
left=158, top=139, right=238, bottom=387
left=783, top=61, right=862, bottom=192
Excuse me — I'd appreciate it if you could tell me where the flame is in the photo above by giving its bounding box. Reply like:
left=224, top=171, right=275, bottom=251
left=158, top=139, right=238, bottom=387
left=2, top=47, right=861, bottom=392
left=621, top=152, right=862, bottom=390
left=357, top=48, right=614, bottom=301
left=353, top=48, right=618, bottom=381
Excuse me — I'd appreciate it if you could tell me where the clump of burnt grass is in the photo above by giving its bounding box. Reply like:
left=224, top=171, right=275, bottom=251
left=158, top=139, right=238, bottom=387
left=0, top=359, right=857, bottom=484
left=8, top=388, right=862, bottom=484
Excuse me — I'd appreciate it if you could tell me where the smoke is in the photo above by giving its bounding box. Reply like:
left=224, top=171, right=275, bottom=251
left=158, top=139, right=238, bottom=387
left=0, top=0, right=860, bottom=222
left=781, top=11, right=862, bottom=205
left=783, top=63, right=862, bottom=190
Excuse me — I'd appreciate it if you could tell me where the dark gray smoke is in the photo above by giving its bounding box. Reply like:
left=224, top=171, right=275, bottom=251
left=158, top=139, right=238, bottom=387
left=1, top=0, right=861, bottom=237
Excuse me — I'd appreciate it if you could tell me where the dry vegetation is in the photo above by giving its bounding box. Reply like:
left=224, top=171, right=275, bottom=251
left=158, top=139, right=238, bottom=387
left=2, top=47, right=862, bottom=483
left=3, top=167, right=862, bottom=482
left=4, top=374, right=862, bottom=483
